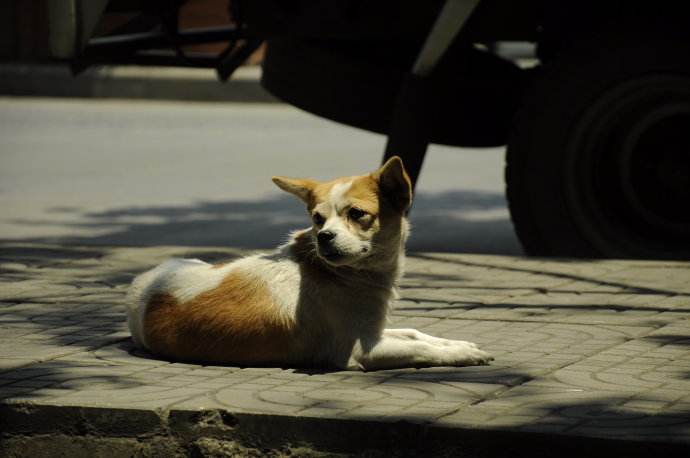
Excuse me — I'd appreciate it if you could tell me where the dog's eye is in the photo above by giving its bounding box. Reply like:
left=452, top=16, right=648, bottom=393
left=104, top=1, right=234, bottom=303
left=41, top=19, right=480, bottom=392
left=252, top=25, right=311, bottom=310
left=312, top=212, right=325, bottom=226
left=348, top=208, right=367, bottom=220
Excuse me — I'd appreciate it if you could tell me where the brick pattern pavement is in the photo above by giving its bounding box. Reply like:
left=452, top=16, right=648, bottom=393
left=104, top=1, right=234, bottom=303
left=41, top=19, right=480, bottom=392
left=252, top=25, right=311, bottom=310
left=1, top=243, right=689, bottom=445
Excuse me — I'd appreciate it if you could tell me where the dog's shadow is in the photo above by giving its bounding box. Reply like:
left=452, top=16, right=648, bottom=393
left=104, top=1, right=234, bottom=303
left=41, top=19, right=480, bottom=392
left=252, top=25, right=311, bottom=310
left=121, top=338, right=516, bottom=382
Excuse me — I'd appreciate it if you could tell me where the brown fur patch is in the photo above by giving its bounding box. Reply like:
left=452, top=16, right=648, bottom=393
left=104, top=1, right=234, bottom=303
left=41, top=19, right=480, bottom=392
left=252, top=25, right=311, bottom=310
left=308, top=176, right=379, bottom=213
left=309, top=177, right=353, bottom=209
left=144, top=270, right=294, bottom=365
left=345, top=175, right=380, bottom=215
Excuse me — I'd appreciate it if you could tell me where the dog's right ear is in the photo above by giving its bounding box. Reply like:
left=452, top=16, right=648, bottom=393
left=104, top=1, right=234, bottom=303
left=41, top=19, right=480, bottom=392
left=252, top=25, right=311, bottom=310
left=372, top=156, right=412, bottom=213
left=272, top=176, right=317, bottom=203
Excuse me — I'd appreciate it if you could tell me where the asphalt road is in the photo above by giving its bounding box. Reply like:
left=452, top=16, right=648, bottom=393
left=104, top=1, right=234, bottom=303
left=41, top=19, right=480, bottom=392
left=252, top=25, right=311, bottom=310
left=0, top=97, right=522, bottom=255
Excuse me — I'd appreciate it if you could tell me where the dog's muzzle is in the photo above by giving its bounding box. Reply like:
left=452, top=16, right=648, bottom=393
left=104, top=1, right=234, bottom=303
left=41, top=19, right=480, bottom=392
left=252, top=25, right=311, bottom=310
left=317, top=230, right=336, bottom=245
left=317, top=230, right=342, bottom=259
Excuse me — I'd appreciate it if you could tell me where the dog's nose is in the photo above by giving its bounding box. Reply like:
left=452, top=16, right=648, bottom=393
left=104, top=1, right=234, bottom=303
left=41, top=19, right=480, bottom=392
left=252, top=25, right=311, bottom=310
left=317, top=230, right=336, bottom=245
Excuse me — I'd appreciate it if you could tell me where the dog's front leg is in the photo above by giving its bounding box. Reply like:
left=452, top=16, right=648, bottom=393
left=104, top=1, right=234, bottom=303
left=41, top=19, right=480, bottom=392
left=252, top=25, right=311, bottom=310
left=351, top=329, right=493, bottom=371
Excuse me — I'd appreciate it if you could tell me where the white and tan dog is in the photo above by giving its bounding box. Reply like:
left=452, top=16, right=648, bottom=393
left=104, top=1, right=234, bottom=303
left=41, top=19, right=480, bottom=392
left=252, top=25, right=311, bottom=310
left=126, top=157, right=492, bottom=370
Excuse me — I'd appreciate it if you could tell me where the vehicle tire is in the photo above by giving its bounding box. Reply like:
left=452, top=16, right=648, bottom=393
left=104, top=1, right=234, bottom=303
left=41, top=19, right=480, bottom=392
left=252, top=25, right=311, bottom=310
left=506, top=38, right=690, bottom=259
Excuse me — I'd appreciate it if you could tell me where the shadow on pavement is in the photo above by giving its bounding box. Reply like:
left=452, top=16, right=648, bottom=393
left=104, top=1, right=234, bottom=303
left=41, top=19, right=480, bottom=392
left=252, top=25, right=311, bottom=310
left=409, top=253, right=689, bottom=297
left=5, top=190, right=523, bottom=255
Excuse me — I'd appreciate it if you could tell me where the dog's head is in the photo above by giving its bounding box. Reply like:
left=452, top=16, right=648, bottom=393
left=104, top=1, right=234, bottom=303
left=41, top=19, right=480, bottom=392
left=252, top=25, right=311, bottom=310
left=273, top=157, right=412, bottom=268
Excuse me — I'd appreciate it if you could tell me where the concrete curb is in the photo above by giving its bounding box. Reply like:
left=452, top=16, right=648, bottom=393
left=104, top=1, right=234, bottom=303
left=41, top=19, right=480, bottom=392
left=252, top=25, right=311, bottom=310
left=2, top=403, right=688, bottom=457
left=0, top=63, right=279, bottom=103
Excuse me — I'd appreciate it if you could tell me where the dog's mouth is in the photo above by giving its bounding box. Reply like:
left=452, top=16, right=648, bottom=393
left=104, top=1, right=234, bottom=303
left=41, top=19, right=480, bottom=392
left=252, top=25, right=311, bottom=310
left=319, top=248, right=343, bottom=261
left=317, top=246, right=348, bottom=264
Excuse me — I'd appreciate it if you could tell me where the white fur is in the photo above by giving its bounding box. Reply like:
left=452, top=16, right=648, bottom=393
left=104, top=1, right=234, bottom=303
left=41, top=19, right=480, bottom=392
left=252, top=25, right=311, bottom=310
left=329, top=180, right=353, bottom=211
left=351, top=329, right=487, bottom=370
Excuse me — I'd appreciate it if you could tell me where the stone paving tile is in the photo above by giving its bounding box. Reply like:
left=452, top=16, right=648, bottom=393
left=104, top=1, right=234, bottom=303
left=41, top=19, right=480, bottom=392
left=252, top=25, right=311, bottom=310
left=1, top=243, right=690, bottom=445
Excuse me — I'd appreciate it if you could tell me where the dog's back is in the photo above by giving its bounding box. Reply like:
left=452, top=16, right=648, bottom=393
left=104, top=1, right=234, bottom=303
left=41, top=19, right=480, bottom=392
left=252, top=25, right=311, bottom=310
left=126, top=251, right=308, bottom=365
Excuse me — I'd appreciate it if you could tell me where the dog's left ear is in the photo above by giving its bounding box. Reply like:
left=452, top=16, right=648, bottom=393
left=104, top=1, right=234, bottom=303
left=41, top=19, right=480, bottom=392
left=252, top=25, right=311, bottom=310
left=373, top=156, right=412, bottom=213
left=272, top=176, right=317, bottom=203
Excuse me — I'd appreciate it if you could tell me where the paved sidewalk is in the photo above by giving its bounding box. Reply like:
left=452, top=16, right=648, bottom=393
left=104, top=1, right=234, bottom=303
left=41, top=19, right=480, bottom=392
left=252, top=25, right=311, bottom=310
left=1, top=243, right=689, bottom=456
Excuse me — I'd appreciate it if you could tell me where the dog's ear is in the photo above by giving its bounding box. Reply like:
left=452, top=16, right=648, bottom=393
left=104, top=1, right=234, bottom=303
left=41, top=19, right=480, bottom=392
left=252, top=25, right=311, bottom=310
left=372, top=156, right=412, bottom=213
left=272, top=176, right=317, bottom=203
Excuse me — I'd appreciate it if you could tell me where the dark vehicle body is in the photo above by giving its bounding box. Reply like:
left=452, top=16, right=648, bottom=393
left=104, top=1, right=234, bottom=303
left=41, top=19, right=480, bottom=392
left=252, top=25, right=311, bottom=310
left=3, top=0, right=689, bottom=259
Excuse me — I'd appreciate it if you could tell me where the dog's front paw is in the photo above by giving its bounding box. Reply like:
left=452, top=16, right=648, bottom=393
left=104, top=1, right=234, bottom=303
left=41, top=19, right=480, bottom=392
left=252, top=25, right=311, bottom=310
left=468, top=347, right=494, bottom=366
left=447, top=343, right=494, bottom=366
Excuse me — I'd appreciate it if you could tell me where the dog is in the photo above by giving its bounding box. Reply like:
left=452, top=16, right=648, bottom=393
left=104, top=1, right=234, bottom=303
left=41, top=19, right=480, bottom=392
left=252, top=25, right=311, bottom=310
left=126, top=157, right=493, bottom=370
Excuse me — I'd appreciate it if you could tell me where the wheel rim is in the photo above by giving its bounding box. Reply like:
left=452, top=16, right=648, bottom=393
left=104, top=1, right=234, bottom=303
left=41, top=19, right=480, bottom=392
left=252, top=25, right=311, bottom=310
left=565, top=75, right=690, bottom=259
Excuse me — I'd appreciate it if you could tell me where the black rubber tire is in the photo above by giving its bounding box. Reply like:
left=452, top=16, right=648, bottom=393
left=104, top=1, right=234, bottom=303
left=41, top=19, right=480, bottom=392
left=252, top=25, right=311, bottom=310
left=506, top=38, right=690, bottom=259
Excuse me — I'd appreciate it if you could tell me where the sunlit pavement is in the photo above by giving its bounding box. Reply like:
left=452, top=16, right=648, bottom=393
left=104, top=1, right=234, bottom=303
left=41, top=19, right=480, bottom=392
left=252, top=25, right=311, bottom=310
left=1, top=244, right=689, bottom=455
